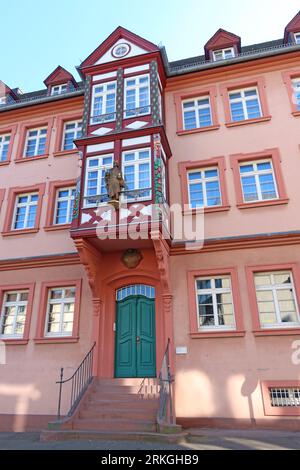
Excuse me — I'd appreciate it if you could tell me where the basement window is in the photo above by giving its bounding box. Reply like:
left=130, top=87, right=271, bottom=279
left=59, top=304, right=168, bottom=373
left=269, top=387, right=300, bottom=407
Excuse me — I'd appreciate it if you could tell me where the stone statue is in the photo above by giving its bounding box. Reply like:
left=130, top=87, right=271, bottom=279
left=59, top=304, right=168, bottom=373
left=105, top=161, right=125, bottom=203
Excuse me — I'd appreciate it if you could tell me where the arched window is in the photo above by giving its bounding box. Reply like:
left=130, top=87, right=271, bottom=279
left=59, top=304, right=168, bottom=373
left=116, top=284, right=155, bottom=301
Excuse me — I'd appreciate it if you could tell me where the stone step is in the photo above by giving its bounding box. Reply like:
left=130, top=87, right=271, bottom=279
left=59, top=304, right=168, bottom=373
left=84, top=398, right=158, bottom=411
left=79, top=407, right=157, bottom=420
left=91, top=385, right=145, bottom=394
left=72, top=418, right=157, bottom=432
left=87, top=392, right=158, bottom=402
left=95, top=378, right=156, bottom=387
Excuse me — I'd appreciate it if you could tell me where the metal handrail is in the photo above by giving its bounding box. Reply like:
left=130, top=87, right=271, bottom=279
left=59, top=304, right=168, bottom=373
left=56, top=342, right=96, bottom=421
left=157, top=338, right=174, bottom=425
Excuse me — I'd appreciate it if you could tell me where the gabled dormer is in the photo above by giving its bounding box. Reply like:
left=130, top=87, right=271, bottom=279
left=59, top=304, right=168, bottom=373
left=78, top=26, right=166, bottom=138
left=0, top=81, right=19, bottom=106
left=44, top=66, right=78, bottom=96
left=284, top=11, right=300, bottom=44
left=204, top=28, right=241, bottom=61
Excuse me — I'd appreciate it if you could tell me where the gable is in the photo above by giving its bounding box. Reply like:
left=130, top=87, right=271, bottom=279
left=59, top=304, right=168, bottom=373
left=80, top=26, right=159, bottom=69
left=44, top=66, right=76, bottom=87
left=284, top=11, right=300, bottom=42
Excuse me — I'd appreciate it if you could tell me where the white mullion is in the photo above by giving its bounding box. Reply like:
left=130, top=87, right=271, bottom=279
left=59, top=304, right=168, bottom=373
left=241, top=92, right=248, bottom=119
left=271, top=274, right=284, bottom=325
left=59, top=289, right=66, bottom=335
left=66, top=189, right=72, bottom=223
left=202, top=174, right=208, bottom=207
left=211, top=280, right=219, bottom=327
left=195, top=102, right=200, bottom=128
left=12, top=292, right=20, bottom=337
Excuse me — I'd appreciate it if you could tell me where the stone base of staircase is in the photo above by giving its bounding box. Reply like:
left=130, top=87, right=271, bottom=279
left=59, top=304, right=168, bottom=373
left=43, top=378, right=183, bottom=442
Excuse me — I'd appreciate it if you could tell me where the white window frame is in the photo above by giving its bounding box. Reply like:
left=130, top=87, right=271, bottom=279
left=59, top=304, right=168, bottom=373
left=90, top=82, right=116, bottom=124
left=51, top=84, right=68, bottom=95
left=182, top=96, right=212, bottom=130
left=0, top=97, right=6, bottom=105
left=229, top=87, right=262, bottom=121
left=292, top=77, right=300, bottom=108
left=84, top=154, right=114, bottom=207
left=294, top=32, right=300, bottom=44
left=122, top=148, right=152, bottom=202
left=62, top=120, right=82, bottom=151
left=187, top=167, right=222, bottom=208
left=195, top=276, right=236, bottom=331
left=0, top=133, right=10, bottom=162
left=213, top=47, right=235, bottom=61
left=124, top=74, right=150, bottom=118
left=44, top=287, right=76, bottom=337
left=54, top=187, right=76, bottom=225
left=0, top=290, right=28, bottom=339
left=12, top=192, right=38, bottom=230
left=24, top=127, right=47, bottom=157
left=254, top=271, right=300, bottom=329
left=239, top=159, right=278, bottom=203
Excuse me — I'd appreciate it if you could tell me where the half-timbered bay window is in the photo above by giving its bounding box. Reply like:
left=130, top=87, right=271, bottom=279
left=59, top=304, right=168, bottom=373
left=229, top=87, right=262, bottom=121
left=0, top=291, right=28, bottom=338
left=12, top=193, right=38, bottom=230
left=195, top=276, right=236, bottom=330
left=54, top=187, right=76, bottom=225
left=239, top=160, right=278, bottom=203
left=84, top=154, right=113, bottom=206
left=24, top=127, right=47, bottom=157
left=182, top=96, right=212, bottom=130
left=124, top=75, right=150, bottom=118
left=45, top=287, right=76, bottom=337
left=62, top=120, right=82, bottom=150
left=292, top=78, right=300, bottom=110
left=91, top=82, right=116, bottom=124
left=213, top=48, right=235, bottom=61
left=187, top=167, right=221, bottom=208
left=122, top=149, right=151, bottom=201
left=0, top=134, right=10, bottom=162
left=254, top=271, right=300, bottom=328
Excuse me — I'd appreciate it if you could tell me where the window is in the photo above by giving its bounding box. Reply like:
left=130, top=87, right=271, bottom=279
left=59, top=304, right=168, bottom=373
left=84, top=155, right=114, bottom=206
left=0, top=290, right=28, bottom=338
left=0, top=97, right=6, bottom=105
left=62, top=121, right=82, bottom=151
left=294, top=32, right=300, bottom=44
left=12, top=193, right=38, bottom=230
left=195, top=276, right=236, bottom=330
left=0, top=134, right=10, bottom=162
left=187, top=167, right=221, bottom=208
left=213, top=48, right=235, bottom=61
left=239, top=160, right=278, bottom=203
left=45, top=287, right=76, bottom=337
left=91, top=82, right=116, bottom=124
left=254, top=271, right=300, bottom=328
left=269, top=387, right=300, bottom=408
left=51, top=84, right=68, bottom=95
left=292, top=78, right=300, bottom=110
left=182, top=97, right=212, bottom=130
left=54, top=187, right=76, bottom=225
left=124, top=75, right=150, bottom=118
left=229, top=87, right=262, bottom=121
left=122, top=149, right=151, bottom=201
left=24, top=127, right=47, bottom=157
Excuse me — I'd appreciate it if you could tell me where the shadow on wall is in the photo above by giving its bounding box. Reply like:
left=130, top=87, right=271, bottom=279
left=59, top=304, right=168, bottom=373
left=0, top=384, right=41, bottom=432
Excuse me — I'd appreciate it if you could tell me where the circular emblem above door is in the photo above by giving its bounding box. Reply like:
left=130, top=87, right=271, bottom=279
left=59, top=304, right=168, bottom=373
left=121, top=249, right=142, bottom=269
left=111, top=43, right=131, bottom=58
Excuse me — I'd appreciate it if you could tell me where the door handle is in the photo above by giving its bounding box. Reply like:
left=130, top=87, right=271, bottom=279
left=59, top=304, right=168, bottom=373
left=136, top=336, right=140, bottom=343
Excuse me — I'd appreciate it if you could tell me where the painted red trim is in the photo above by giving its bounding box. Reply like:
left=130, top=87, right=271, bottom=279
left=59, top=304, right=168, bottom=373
left=178, top=156, right=229, bottom=211
left=187, top=267, right=244, bottom=337
left=44, top=179, right=76, bottom=230
left=173, top=85, right=219, bottom=134
left=261, top=380, right=300, bottom=416
left=0, top=189, right=5, bottom=212
left=54, top=113, right=83, bottom=153
left=245, top=262, right=300, bottom=333
left=282, top=69, right=300, bottom=114
left=0, top=282, right=35, bottom=343
left=230, top=148, right=288, bottom=209
left=0, top=124, right=17, bottom=165
left=15, top=118, right=54, bottom=161
left=34, top=279, right=82, bottom=342
left=220, top=76, right=271, bottom=125
left=2, top=183, right=46, bottom=236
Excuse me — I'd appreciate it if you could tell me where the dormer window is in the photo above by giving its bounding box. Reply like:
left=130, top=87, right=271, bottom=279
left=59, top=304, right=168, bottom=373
left=51, top=84, right=68, bottom=96
left=294, top=32, right=300, bottom=44
left=0, top=97, right=6, bottom=105
left=91, top=82, right=116, bottom=124
left=213, top=48, right=235, bottom=61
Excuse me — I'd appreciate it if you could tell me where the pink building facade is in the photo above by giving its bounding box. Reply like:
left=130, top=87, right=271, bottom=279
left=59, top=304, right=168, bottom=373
left=1, top=12, right=300, bottom=432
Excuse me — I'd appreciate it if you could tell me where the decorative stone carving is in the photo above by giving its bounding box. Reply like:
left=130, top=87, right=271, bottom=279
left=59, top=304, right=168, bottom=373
left=105, top=161, right=125, bottom=208
left=121, top=249, right=143, bottom=269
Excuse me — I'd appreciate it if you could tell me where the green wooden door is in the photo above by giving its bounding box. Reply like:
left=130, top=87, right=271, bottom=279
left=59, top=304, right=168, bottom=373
left=115, top=295, right=156, bottom=378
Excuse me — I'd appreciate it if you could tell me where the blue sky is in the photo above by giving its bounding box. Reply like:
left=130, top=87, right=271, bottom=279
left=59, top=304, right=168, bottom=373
left=1, top=0, right=299, bottom=92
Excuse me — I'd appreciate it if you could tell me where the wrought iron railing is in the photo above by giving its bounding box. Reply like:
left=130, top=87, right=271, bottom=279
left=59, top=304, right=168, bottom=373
left=157, top=338, right=174, bottom=426
left=83, top=187, right=152, bottom=207
left=56, top=342, right=96, bottom=421
left=90, top=111, right=116, bottom=124
left=123, top=105, right=151, bottom=118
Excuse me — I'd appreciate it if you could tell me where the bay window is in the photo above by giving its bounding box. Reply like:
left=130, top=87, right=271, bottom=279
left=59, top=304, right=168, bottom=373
left=122, top=149, right=151, bottom=201
left=84, top=154, right=113, bottom=206
left=91, top=82, right=116, bottom=124
left=124, top=75, right=150, bottom=118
